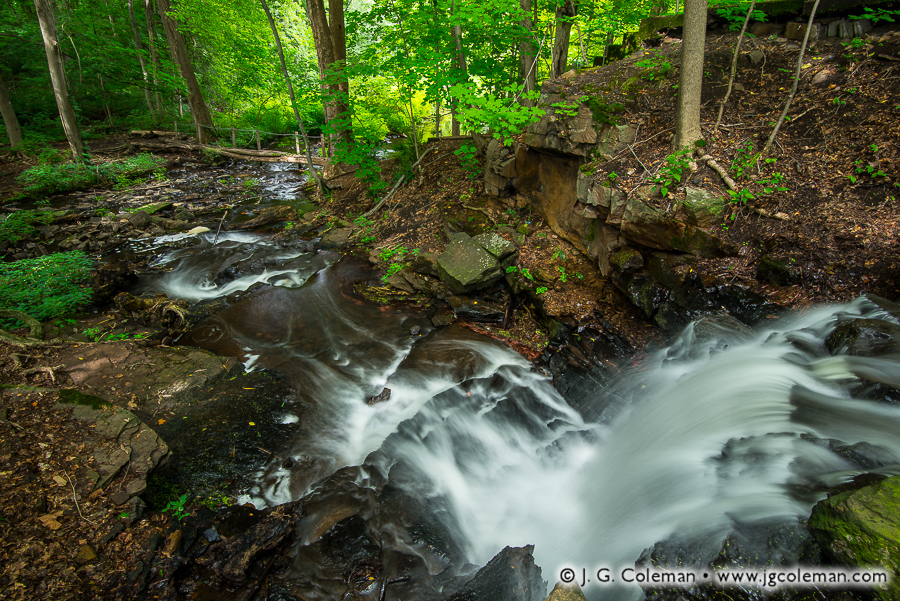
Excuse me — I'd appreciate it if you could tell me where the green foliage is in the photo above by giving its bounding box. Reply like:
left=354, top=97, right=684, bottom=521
left=0, top=210, right=54, bottom=244
left=850, top=7, right=900, bottom=24
left=17, top=154, right=166, bottom=198
left=583, top=97, right=625, bottom=125
left=730, top=140, right=759, bottom=178
left=449, top=83, right=542, bottom=145
left=551, top=101, right=580, bottom=118
left=333, top=134, right=387, bottom=196
left=163, top=493, right=189, bottom=522
left=635, top=51, right=672, bottom=82
left=653, top=146, right=693, bottom=196
left=716, top=3, right=767, bottom=31
left=535, top=286, right=548, bottom=295
left=0, top=251, right=93, bottom=328
left=454, top=144, right=480, bottom=178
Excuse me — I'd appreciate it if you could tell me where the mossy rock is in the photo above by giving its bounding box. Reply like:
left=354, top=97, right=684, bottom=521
left=808, top=476, right=900, bottom=600
left=757, top=255, right=797, bottom=287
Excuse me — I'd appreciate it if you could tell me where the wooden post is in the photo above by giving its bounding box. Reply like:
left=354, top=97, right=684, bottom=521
left=232, top=128, right=236, bottom=148
left=255, top=129, right=261, bottom=150
left=294, top=131, right=299, bottom=154
left=174, top=121, right=178, bottom=139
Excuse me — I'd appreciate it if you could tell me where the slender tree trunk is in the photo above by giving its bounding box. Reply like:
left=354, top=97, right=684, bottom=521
left=144, top=0, right=162, bottom=113
left=0, top=72, right=23, bottom=148
left=550, top=0, right=576, bottom=78
left=128, top=0, right=156, bottom=120
left=156, top=0, right=215, bottom=143
left=518, top=0, right=536, bottom=107
left=259, top=0, right=325, bottom=190
left=449, top=0, right=467, bottom=135
left=304, top=0, right=351, bottom=156
left=33, top=0, right=84, bottom=162
left=673, top=0, right=708, bottom=150
left=714, top=0, right=753, bottom=131
left=763, top=0, right=820, bottom=156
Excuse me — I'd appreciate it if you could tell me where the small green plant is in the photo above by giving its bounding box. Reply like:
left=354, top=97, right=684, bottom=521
left=505, top=265, right=535, bottom=281
left=551, top=100, right=580, bottom=118
left=716, top=3, right=767, bottom=31
left=0, top=209, right=54, bottom=244
left=382, top=263, right=404, bottom=282
left=82, top=327, right=103, bottom=341
left=163, top=493, right=189, bottom=522
left=16, top=153, right=166, bottom=198
left=535, top=286, right=548, bottom=294
left=636, top=51, right=672, bottom=82
left=653, top=146, right=693, bottom=196
left=731, top=140, right=759, bottom=178
left=242, top=178, right=260, bottom=191
left=0, top=251, right=93, bottom=329
left=557, top=266, right=568, bottom=283
left=851, top=6, right=900, bottom=23
left=454, top=144, right=480, bottom=178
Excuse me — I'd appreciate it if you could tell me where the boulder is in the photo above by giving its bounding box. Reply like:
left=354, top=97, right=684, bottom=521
left=442, top=545, right=546, bottom=601
left=808, top=476, right=900, bottom=600
left=436, top=233, right=505, bottom=293
left=127, top=210, right=152, bottom=228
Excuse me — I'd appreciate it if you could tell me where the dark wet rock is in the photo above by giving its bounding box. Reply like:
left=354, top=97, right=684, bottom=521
left=826, top=318, right=900, bottom=357
left=93, top=260, right=139, bottom=305
left=757, top=255, right=797, bottom=287
left=441, top=545, right=546, bottom=601
left=448, top=295, right=506, bottom=323
left=229, top=205, right=299, bottom=231
left=641, top=518, right=821, bottom=601
left=830, top=441, right=900, bottom=470
left=437, top=233, right=505, bottom=293
left=198, top=501, right=304, bottom=584
left=431, top=309, right=457, bottom=328
left=367, top=387, right=391, bottom=405
left=808, top=476, right=900, bottom=600
left=127, top=210, right=152, bottom=228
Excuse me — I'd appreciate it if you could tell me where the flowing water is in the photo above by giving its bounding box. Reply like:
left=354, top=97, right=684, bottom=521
left=143, top=232, right=900, bottom=599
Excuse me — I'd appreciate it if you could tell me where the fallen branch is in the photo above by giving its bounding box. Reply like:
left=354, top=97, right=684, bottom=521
left=21, top=365, right=64, bottom=384
left=463, top=204, right=497, bottom=225
left=364, top=175, right=407, bottom=218
left=0, top=310, right=60, bottom=348
left=698, top=154, right=738, bottom=190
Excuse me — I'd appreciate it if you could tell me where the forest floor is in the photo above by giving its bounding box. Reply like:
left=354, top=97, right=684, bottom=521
left=0, top=26, right=899, bottom=601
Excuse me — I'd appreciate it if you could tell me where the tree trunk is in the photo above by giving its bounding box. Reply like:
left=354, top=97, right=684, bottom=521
left=33, top=0, right=84, bottom=162
left=673, top=0, right=708, bottom=150
left=304, top=0, right=351, bottom=156
left=518, top=0, right=536, bottom=107
left=156, top=0, right=215, bottom=143
left=260, top=0, right=325, bottom=190
left=450, top=0, right=467, bottom=135
left=550, top=0, right=577, bottom=78
left=144, top=0, right=162, bottom=114
left=128, top=0, right=156, bottom=121
left=0, top=72, right=23, bottom=148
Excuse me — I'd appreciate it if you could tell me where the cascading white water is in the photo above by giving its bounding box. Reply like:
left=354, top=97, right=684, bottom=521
left=144, top=234, right=900, bottom=599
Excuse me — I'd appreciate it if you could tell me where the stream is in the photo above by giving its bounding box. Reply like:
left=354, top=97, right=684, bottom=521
left=131, top=228, right=900, bottom=600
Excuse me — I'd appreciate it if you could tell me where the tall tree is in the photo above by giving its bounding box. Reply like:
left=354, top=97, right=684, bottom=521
left=550, top=0, right=577, bottom=78
left=304, top=0, right=351, bottom=155
left=673, top=0, right=707, bottom=150
left=259, top=0, right=324, bottom=189
left=0, top=72, right=23, bottom=148
left=33, top=0, right=84, bottom=161
left=518, top=0, right=536, bottom=107
left=128, top=0, right=157, bottom=121
left=156, top=0, right=215, bottom=143
left=144, top=0, right=163, bottom=113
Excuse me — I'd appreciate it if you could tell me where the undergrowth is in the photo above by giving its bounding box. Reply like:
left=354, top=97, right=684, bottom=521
left=15, top=153, right=165, bottom=199
left=0, top=251, right=94, bottom=328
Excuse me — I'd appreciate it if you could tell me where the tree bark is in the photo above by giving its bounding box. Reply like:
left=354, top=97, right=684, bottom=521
left=304, top=0, right=351, bottom=156
left=449, top=0, right=467, bottom=135
left=260, top=0, right=326, bottom=190
left=156, top=0, right=215, bottom=143
left=673, top=0, right=708, bottom=150
left=144, top=0, right=162, bottom=113
left=518, top=0, right=536, bottom=107
left=33, top=0, right=84, bottom=162
left=128, top=0, right=156, bottom=121
left=0, top=71, right=23, bottom=148
left=550, top=0, right=577, bottom=78
left=714, top=0, right=754, bottom=131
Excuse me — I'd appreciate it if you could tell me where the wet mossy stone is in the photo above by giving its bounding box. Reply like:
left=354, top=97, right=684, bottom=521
left=808, top=476, right=900, bottom=600
left=58, top=388, right=109, bottom=410
left=826, top=318, right=900, bottom=357
left=757, top=256, right=797, bottom=287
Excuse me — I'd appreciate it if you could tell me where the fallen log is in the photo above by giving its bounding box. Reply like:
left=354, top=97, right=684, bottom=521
left=124, top=138, right=329, bottom=167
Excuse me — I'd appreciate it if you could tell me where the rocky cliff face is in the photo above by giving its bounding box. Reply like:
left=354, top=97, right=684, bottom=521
left=479, top=83, right=738, bottom=331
